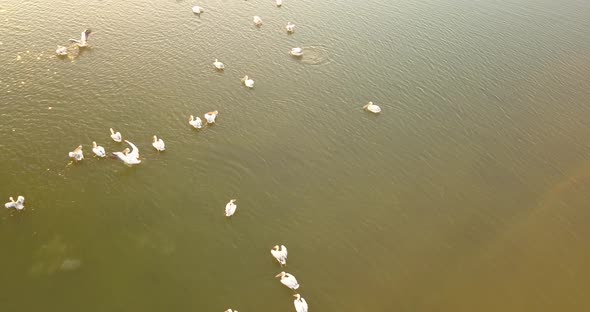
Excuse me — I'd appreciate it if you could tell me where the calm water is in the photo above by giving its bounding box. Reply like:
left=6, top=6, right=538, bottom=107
left=1, top=0, right=590, bottom=310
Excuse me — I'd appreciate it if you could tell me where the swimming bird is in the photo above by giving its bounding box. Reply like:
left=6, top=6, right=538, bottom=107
left=225, top=199, right=237, bottom=217
left=286, top=22, right=295, bottom=33
left=276, top=0, right=283, bottom=7
left=192, top=6, right=204, bottom=14
left=152, top=135, right=165, bottom=151
left=271, top=245, right=288, bottom=266
left=189, top=115, right=203, bottom=129
left=69, top=29, right=92, bottom=48
left=275, top=271, right=299, bottom=290
left=362, top=101, right=382, bottom=113
left=253, top=16, right=262, bottom=26
left=4, top=196, right=25, bottom=210
left=289, top=47, right=303, bottom=57
left=224, top=310, right=238, bottom=312
left=92, top=141, right=106, bottom=157
left=293, top=294, right=308, bottom=312
left=112, top=140, right=141, bottom=165
left=213, top=59, right=225, bottom=70
left=204, top=110, right=218, bottom=124
left=241, top=75, right=254, bottom=88
left=68, top=145, right=84, bottom=161
left=110, top=128, right=122, bottom=142
left=56, top=46, right=68, bottom=56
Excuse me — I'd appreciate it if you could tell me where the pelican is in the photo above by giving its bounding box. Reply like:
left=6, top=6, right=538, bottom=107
left=69, top=29, right=92, bottom=48
left=293, top=294, right=308, bottom=312
left=92, top=141, right=106, bottom=157
left=189, top=115, right=203, bottom=129
left=224, top=310, right=238, bottom=312
left=112, top=140, right=141, bottom=165
left=241, top=75, right=254, bottom=88
left=225, top=199, right=237, bottom=217
left=271, top=245, right=288, bottom=266
left=56, top=46, right=68, bottom=56
left=68, top=145, right=84, bottom=161
left=253, top=16, right=262, bottom=26
left=275, top=271, right=299, bottom=290
left=110, top=128, right=122, bottom=142
left=204, top=110, right=218, bottom=124
left=362, top=101, right=382, bottom=113
left=192, top=6, right=204, bottom=14
left=276, top=0, right=283, bottom=7
left=5, top=196, right=25, bottom=210
left=213, top=59, right=225, bottom=70
left=289, top=47, right=303, bottom=57
left=152, top=135, right=165, bottom=151
left=286, top=22, right=295, bottom=33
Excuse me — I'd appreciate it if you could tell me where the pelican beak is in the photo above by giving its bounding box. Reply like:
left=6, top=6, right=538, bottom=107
left=275, top=273, right=282, bottom=278
left=293, top=294, right=298, bottom=297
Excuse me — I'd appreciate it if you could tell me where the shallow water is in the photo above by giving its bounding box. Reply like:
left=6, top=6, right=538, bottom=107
left=1, top=0, right=590, bottom=310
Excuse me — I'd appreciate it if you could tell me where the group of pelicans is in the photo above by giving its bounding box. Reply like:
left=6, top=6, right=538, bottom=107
left=2, top=0, right=387, bottom=310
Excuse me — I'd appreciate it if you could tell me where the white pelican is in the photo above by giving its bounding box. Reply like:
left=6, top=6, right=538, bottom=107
left=224, top=310, right=238, bottom=312
left=152, top=135, right=165, bottom=151
left=5, top=196, right=25, bottom=210
left=56, top=46, right=68, bottom=56
left=110, top=128, right=122, bottom=142
left=276, top=0, right=283, bottom=7
left=68, top=145, right=84, bottom=161
left=189, top=115, right=203, bottom=129
left=225, top=199, right=237, bottom=217
left=271, top=245, right=288, bottom=266
left=204, top=110, right=218, bottom=124
left=289, top=47, right=303, bottom=57
left=112, top=140, right=141, bottom=165
left=69, top=29, right=92, bottom=48
left=241, top=75, right=254, bottom=88
left=362, top=101, right=382, bottom=113
left=213, top=59, right=225, bottom=70
left=192, top=6, right=204, bottom=14
left=293, top=294, right=308, bottom=312
left=275, top=271, right=299, bottom=290
left=253, top=16, right=262, bottom=26
left=286, top=22, right=295, bottom=33
left=92, top=141, right=106, bottom=157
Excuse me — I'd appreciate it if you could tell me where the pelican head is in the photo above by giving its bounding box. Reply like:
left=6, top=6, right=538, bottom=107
left=190, top=115, right=195, bottom=121
left=92, top=141, right=97, bottom=148
left=293, top=294, right=301, bottom=299
left=153, top=135, right=158, bottom=142
left=273, top=245, right=279, bottom=251
left=275, top=271, right=286, bottom=278
left=123, top=148, right=130, bottom=155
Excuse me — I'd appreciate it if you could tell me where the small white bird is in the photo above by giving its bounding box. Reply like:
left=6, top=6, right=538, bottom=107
left=204, top=110, right=218, bottom=124
left=362, top=101, right=382, bottom=113
left=271, top=245, right=288, bottom=266
left=275, top=271, right=300, bottom=290
left=286, top=22, right=295, bottom=33
left=69, top=29, right=92, bottom=48
left=92, top=141, right=106, bottom=157
left=189, top=115, right=203, bottom=129
left=5, top=196, right=25, bottom=210
left=68, top=145, right=84, bottom=161
left=253, top=16, right=263, bottom=26
left=276, top=0, right=283, bottom=7
left=192, top=6, right=204, bottom=14
left=112, top=140, right=141, bottom=165
left=289, top=47, right=303, bottom=57
left=293, top=294, right=308, bottom=312
left=152, top=135, right=165, bottom=151
left=224, top=310, right=238, bottom=312
left=213, top=59, right=225, bottom=70
left=225, top=199, right=237, bottom=217
left=56, top=46, right=68, bottom=56
left=110, top=128, right=122, bottom=142
left=241, top=75, right=254, bottom=88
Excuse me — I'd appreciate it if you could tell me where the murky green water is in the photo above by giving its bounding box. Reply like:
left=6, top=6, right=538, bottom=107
left=1, top=0, right=590, bottom=310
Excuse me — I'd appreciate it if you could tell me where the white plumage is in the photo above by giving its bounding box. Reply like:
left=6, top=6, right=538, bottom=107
left=192, top=6, right=204, bottom=14
left=289, top=47, right=303, bottom=56
left=253, top=16, right=262, bottom=26
left=286, top=22, right=295, bottom=33
left=225, top=199, right=237, bottom=217
left=69, top=29, right=91, bottom=47
left=213, top=59, right=225, bottom=70
left=293, top=294, right=308, bottom=312
left=112, top=140, right=141, bottom=165
left=152, top=135, right=165, bottom=151
left=68, top=145, right=84, bottom=161
left=271, top=245, right=288, bottom=266
left=5, top=196, right=25, bottom=210
left=241, top=75, right=254, bottom=88
left=110, top=128, right=122, bottom=142
left=56, top=46, right=68, bottom=56
left=189, top=115, right=203, bottom=129
left=204, top=111, right=218, bottom=124
left=362, top=101, right=382, bottom=113
left=92, top=141, right=106, bottom=157
left=275, top=271, right=299, bottom=290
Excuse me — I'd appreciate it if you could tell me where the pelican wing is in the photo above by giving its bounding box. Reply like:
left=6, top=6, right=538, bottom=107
left=126, top=141, right=139, bottom=160
left=294, top=298, right=308, bottom=312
